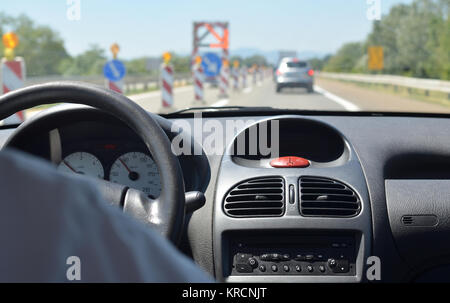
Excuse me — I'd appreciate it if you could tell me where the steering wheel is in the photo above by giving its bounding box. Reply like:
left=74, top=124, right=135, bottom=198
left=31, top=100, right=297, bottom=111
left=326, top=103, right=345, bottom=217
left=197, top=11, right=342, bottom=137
left=0, top=82, right=186, bottom=243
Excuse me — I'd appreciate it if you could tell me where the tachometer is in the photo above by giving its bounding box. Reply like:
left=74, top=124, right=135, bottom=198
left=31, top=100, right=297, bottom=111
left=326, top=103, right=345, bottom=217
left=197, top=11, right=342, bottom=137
left=109, top=152, right=161, bottom=198
left=58, top=152, right=104, bottom=179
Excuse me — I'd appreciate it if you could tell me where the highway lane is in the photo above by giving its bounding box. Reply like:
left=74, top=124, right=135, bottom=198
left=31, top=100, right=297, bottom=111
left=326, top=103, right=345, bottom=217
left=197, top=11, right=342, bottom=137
left=23, top=75, right=450, bottom=120
left=226, top=82, right=351, bottom=111
left=128, top=78, right=351, bottom=113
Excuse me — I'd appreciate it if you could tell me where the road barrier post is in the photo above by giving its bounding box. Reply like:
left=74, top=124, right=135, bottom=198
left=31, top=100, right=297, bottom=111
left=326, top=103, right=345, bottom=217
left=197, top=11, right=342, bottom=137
left=104, top=43, right=126, bottom=94
left=107, top=79, right=124, bottom=93
left=193, top=56, right=205, bottom=104
left=232, top=67, right=240, bottom=91
left=219, top=59, right=229, bottom=98
left=161, top=52, right=174, bottom=108
left=241, top=67, right=247, bottom=89
left=252, top=66, right=257, bottom=86
left=1, top=32, right=25, bottom=124
left=232, top=60, right=240, bottom=91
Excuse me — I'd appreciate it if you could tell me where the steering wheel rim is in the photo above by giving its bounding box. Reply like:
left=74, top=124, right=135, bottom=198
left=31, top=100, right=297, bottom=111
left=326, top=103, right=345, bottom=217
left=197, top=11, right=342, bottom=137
left=0, top=81, right=185, bottom=242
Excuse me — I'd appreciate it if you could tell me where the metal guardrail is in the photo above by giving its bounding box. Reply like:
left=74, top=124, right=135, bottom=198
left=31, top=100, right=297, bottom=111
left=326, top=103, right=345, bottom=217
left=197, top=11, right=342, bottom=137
left=25, top=73, right=193, bottom=93
left=319, top=72, right=450, bottom=95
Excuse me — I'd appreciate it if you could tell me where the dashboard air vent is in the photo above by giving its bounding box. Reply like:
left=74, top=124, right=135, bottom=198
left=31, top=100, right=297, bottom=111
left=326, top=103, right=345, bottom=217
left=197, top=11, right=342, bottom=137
left=224, top=177, right=285, bottom=218
left=300, top=177, right=360, bottom=217
left=402, top=216, right=414, bottom=225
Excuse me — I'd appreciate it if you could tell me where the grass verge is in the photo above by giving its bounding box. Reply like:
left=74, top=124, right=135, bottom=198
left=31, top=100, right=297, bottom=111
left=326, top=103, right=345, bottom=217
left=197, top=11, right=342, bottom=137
left=320, top=77, right=450, bottom=108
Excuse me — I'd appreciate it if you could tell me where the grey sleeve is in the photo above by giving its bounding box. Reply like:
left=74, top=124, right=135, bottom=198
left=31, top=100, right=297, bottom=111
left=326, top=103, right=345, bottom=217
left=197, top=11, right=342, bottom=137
left=0, top=149, right=214, bottom=283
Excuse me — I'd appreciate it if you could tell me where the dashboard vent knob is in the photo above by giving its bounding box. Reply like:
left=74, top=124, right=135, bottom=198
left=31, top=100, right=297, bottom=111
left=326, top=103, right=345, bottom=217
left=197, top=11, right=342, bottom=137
left=223, top=177, right=285, bottom=218
left=299, top=176, right=361, bottom=217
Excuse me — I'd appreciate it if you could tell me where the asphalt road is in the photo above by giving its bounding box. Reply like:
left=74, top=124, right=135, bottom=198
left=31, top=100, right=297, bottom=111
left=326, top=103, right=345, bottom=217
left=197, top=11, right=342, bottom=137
left=20, top=75, right=449, bottom=121
left=128, top=78, right=350, bottom=113
left=128, top=76, right=450, bottom=114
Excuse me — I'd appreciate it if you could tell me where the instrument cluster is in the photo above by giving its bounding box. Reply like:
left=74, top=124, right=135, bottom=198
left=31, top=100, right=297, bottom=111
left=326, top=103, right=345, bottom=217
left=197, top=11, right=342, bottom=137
left=57, top=142, right=161, bottom=199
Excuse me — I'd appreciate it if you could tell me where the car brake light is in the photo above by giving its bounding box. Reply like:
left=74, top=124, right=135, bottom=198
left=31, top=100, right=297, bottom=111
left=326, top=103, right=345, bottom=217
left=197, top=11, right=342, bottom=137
left=276, top=70, right=282, bottom=76
left=308, top=69, right=314, bottom=76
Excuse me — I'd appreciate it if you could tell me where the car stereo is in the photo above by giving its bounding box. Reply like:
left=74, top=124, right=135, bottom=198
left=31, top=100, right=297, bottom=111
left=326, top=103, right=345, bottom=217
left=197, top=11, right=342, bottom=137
left=227, top=233, right=356, bottom=277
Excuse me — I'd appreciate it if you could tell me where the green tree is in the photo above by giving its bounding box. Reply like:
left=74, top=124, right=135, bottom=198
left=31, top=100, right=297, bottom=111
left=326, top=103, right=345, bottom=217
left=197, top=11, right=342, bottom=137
left=395, top=0, right=444, bottom=77
left=309, top=55, right=332, bottom=71
left=324, top=42, right=364, bottom=72
left=365, top=4, right=411, bottom=75
left=171, top=54, right=190, bottom=73
left=242, top=55, right=268, bottom=67
left=436, top=16, right=450, bottom=79
left=325, top=0, right=449, bottom=79
left=59, top=44, right=106, bottom=76
left=125, top=57, right=150, bottom=75
left=0, top=13, right=69, bottom=76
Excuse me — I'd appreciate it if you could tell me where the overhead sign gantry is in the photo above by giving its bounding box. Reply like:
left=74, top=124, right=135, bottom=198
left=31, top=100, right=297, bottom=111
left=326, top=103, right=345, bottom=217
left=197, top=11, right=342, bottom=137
left=192, top=22, right=229, bottom=69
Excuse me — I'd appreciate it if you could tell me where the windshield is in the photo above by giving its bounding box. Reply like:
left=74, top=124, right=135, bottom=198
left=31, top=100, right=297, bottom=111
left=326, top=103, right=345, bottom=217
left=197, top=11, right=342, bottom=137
left=0, top=0, right=449, bottom=124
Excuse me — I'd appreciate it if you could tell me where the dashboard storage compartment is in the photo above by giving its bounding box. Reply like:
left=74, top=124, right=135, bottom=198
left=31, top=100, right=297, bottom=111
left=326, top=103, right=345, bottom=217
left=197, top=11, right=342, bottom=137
left=231, top=118, right=350, bottom=168
left=386, top=180, right=450, bottom=268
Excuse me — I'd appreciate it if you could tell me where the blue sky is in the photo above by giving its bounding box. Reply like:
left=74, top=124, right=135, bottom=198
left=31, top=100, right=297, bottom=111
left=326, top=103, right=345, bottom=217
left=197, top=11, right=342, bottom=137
left=1, top=0, right=413, bottom=59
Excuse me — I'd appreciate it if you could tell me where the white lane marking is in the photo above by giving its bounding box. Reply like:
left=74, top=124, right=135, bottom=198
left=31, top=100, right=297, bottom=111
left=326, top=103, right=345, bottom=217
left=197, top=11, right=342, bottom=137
left=128, top=86, right=193, bottom=102
left=211, top=99, right=229, bottom=107
left=243, top=87, right=252, bottom=94
left=314, top=85, right=360, bottom=111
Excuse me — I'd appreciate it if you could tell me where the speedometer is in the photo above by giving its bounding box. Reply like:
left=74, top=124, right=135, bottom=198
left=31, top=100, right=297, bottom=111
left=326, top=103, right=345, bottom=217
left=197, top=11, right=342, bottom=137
left=109, top=152, right=161, bottom=198
left=58, top=152, right=104, bottom=179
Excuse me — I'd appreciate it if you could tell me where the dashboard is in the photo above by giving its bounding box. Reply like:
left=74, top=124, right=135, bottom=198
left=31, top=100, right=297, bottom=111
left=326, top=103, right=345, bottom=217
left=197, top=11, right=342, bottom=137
left=2, top=104, right=450, bottom=283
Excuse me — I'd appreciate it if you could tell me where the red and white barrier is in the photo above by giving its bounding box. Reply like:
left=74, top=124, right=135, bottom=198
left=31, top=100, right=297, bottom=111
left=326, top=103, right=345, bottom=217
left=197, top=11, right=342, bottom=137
left=107, top=79, right=124, bottom=94
left=1, top=57, right=25, bottom=123
left=219, top=65, right=229, bottom=97
left=161, top=63, right=174, bottom=108
left=194, top=64, right=204, bottom=103
left=232, top=67, right=239, bottom=90
left=241, top=67, right=248, bottom=88
left=219, top=48, right=229, bottom=98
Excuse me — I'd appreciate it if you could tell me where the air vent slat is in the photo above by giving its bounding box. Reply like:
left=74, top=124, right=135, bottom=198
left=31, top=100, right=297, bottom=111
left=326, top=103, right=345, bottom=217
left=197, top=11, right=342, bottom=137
left=225, top=202, right=284, bottom=209
left=300, top=182, right=345, bottom=189
left=301, top=188, right=353, bottom=195
left=300, top=177, right=361, bottom=218
left=226, top=194, right=283, bottom=202
left=248, top=178, right=283, bottom=183
left=230, top=189, right=283, bottom=196
left=224, top=177, right=285, bottom=218
left=301, top=194, right=358, bottom=202
left=237, top=183, right=283, bottom=189
left=301, top=202, right=360, bottom=209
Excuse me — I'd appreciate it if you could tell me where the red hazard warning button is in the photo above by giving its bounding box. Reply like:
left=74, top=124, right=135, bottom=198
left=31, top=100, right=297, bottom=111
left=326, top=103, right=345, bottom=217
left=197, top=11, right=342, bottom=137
left=270, top=156, right=310, bottom=168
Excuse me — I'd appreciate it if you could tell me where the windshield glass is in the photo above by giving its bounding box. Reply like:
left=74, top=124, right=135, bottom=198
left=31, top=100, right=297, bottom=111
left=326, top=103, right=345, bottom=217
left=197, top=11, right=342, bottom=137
left=0, top=0, right=449, bottom=124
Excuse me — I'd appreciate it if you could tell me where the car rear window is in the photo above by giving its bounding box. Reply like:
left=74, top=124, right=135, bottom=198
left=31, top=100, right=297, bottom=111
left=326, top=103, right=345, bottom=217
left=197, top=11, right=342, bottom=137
left=286, top=61, right=307, bottom=68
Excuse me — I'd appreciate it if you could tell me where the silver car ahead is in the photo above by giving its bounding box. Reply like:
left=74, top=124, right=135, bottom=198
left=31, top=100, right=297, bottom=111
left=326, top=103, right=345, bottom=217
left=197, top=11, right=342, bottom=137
left=275, top=58, right=314, bottom=93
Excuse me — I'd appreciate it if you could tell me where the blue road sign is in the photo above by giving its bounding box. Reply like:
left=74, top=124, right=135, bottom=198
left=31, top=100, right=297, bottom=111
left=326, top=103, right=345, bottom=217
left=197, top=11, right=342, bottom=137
left=201, top=53, right=222, bottom=77
left=103, top=60, right=126, bottom=82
